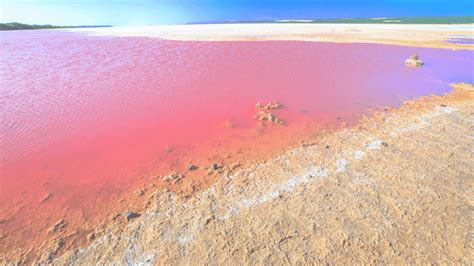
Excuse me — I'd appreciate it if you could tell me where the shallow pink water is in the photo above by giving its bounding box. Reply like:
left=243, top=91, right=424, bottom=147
left=0, top=30, right=473, bottom=247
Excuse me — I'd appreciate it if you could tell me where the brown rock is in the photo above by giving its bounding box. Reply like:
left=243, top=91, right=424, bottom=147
left=405, top=54, right=424, bottom=67
left=87, top=232, right=96, bottom=241
left=254, top=111, right=285, bottom=125
left=123, top=211, right=140, bottom=221
left=110, top=214, right=121, bottom=221
left=212, top=163, right=224, bottom=171
left=40, top=193, right=52, bottom=203
left=255, top=101, right=283, bottom=110
left=187, top=164, right=198, bottom=171
left=135, top=188, right=146, bottom=196
left=162, top=172, right=183, bottom=183
left=264, top=101, right=283, bottom=110
left=48, top=219, right=67, bottom=234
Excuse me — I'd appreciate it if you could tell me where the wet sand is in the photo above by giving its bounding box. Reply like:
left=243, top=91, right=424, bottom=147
left=50, top=83, right=474, bottom=264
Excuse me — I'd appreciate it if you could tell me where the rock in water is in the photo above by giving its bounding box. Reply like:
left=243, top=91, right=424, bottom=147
left=187, top=164, right=198, bottom=171
left=212, top=163, right=224, bottom=171
left=48, top=219, right=67, bottom=233
left=405, top=54, right=424, bottom=67
left=162, top=172, right=183, bottom=183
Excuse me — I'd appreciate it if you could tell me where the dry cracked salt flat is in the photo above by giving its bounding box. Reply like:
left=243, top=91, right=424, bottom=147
left=51, top=83, right=474, bottom=265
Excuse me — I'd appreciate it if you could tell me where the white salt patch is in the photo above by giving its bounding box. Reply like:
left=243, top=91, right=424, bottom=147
left=366, top=139, right=383, bottom=150
left=354, top=150, right=365, bottom=160
left=177, top=235, right=194, bottom=245
left=390, top=106, right=458, bottom=137
left=436, top=105, right=457, bottom=113
left=336, top=159, right=349, bottom=173
left=224, top=166, right=327, bottom=217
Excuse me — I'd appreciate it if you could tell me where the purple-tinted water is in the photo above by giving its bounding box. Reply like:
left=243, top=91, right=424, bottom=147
left=448, top=38, right=474, bottom=44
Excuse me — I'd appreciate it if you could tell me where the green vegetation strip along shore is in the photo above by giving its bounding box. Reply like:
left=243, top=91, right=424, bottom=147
left=187, top=16, right=474, bottom=25
left=0, top=22, right=111, bottom=31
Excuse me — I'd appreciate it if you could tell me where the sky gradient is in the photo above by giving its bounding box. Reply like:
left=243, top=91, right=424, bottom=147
left=1, top=0, right=473, bottom=26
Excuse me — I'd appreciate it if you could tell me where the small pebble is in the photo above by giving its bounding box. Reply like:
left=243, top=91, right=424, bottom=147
left=48, top=219, right=67, bottom=233
left=187, top=164, right=198, bottom=171
left=123, top=211, right=140, bottom=221
left=40, top=193, right=52, bottom=203
left=135, top=188, right=146, bottom=196
left=212, top=163, right=224, bottom=171
left=87, top=232, right=96, bottom=241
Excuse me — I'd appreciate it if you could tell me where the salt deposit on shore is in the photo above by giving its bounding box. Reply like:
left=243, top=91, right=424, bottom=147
left=69, top=23, right=474, bottom=49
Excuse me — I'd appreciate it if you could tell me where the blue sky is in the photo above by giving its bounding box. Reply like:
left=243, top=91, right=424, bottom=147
left=1, top=0, right=473, bottom=26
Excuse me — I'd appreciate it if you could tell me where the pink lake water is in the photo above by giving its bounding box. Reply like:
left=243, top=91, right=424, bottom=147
left=0, top=29, right=473, bottom=254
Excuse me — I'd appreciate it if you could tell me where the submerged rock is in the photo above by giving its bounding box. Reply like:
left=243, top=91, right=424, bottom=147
left=224, top=120, right=237, bottom=128
left=405, top=54, right=424, bottom=67
left=87, top=232, right=96, bottom=241
left=162, top=172, right=183, bottom=183
left=187, top=164, right=198, bottom=171
left=48, top=219, right=67, bottom=233
left=254, top=111, right=285, bottom=125
left=40, top=193, right=52, bottom=203
left=135, top=188, right=146, bottom=196
left=264, top=101, right=283, bottom=110
left=164, top=146, right=174, bottom=153
left=255, top=101, right=283, bottom=110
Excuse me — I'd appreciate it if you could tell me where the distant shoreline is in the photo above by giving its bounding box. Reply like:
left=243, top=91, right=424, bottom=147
left=0, top=22, right=111, bottom=31
left=187, top=16, right=474, bottom=25
left=2, top=16, right=473, bottom=31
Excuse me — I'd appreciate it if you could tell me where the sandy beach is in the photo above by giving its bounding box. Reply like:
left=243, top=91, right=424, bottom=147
left=72, top=23, right=474, bottom=49
left=1, top=23, right=473, bottom=264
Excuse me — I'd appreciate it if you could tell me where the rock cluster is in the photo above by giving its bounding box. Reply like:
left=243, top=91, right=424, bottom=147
left=134, top=188, right=146, bottom=196
left=255, top=101, right=283, bottom=110
left=254, top=101, right=285, bottom=125
left=48, top=219, right=67, bottom=234
left=255, top=111, right=286, bottom=125
left=205, top=163, right=225, bottom=175
left=187, top=164, right=198, bottom=171
left=162, top=172, right=183, bottom=183
left=405, top=54, right=424, bottom=67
